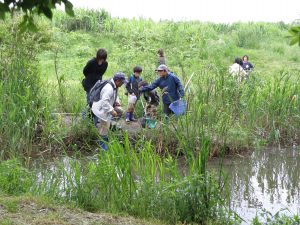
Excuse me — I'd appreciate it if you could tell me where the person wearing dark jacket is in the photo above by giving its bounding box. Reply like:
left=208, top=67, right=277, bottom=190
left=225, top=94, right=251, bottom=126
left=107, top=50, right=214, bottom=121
left=140, top=64, right=184, bottom=116
left=242, top=55, right=254, bottom=72
left=125, top=66, right=143, bottom=122
left=82, top=48, right=108, bottom=96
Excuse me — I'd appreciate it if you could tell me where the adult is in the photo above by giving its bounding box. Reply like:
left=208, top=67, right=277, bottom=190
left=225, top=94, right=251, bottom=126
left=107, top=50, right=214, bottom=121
left=91, top=72, right=127, bottom=150
left=242, top=55, right=254, bottom=72
left=82, top=48, right=108, bottom=98
left=229, top=58, right=247, bottom=82
left=140, top=64, right=184, bottom=117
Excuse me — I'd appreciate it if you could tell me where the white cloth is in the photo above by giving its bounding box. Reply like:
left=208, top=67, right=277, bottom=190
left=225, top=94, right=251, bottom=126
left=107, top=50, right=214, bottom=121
left=229, top=63, right=247, bottom=82
left=92, top=78, right=117, bottom=122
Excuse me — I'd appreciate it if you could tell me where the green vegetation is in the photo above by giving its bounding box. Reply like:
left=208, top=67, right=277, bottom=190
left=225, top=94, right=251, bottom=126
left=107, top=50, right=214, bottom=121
left=0, top=9, right=300, bottom=224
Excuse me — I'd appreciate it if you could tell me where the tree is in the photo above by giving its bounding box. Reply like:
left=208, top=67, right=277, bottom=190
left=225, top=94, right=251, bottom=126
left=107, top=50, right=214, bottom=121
left=0, top=0, right=74, bottom=28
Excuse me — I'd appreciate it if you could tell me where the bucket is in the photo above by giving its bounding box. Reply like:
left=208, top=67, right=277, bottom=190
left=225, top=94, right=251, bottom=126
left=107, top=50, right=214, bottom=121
left=145, top=118, right=157, bottom=129
left=169, top=99, right=187, bottom=116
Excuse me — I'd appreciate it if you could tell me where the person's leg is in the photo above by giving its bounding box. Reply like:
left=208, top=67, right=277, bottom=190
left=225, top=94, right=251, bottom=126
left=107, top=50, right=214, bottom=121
left=97, top=119, right=110, bottom=151
left=126, top=103, right=133, bottom=122
left=163, top=103, right=172, bottom=123
left=129, top=103, right=137, bottom=121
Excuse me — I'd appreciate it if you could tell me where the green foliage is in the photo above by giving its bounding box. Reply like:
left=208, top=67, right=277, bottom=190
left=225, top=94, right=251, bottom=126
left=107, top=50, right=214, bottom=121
left=0, top=159, right=33, bottom=195
left=251, top=209, right=300, bottom=225
left=288, top=25, right=300, bottom=46
left=0, top=0, right=74, bottom=30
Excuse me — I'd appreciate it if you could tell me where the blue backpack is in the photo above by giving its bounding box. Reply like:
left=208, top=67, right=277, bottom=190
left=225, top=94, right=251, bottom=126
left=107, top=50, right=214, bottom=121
left=88, top=80, right=115, bottom=107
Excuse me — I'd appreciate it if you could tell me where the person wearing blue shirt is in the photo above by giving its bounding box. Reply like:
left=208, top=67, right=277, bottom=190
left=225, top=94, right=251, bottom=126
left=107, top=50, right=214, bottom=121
left=140, top=64, right=184, bottom=116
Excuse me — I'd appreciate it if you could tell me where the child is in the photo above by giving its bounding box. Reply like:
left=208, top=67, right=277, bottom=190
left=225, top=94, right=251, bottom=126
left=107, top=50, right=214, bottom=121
left=125, top=66, right=143, bottom=122
left=139, top=81, right=160, bottom=128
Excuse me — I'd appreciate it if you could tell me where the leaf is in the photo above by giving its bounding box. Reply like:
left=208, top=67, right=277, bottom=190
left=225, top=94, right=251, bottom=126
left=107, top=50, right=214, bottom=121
left=290, top=37, right=299, bottom=46
left=40, top=6, right=53, bottom=19
left=63, top=0, right=74, bottom=17
left=0, top=2, right=10, bottom=20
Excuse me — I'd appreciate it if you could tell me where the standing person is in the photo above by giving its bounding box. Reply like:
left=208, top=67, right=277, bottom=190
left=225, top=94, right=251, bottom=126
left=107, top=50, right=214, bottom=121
left=140, top=64, right=184, bottom=118
left=125, top=66, right=143, bottom=122
left=157, top=48, right=166, bottom=66
left=242, top=55, right=254, bottom=72
left=229, top=58, right=247, bottom=82
left=91, top=72, right=127, bottom=150
left=82, top=48, right=108, bottom=98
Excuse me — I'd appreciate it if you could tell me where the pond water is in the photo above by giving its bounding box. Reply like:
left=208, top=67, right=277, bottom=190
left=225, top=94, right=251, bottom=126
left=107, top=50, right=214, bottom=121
left=32, top=147, right=300, bottom=224
left=210, top=147, right=300, bottom=224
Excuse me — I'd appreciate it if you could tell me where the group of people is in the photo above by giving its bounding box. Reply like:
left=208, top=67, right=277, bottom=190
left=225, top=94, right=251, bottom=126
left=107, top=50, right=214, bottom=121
left=229, top=55, right=254, bottom=82
left=82, top=48, right=184, bottom=150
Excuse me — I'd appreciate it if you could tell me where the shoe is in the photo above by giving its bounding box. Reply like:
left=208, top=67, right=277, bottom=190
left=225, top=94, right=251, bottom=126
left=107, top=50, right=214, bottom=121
left=129, top=112, right=137, bottom=122
left=125, top=112, right=130, bottom=123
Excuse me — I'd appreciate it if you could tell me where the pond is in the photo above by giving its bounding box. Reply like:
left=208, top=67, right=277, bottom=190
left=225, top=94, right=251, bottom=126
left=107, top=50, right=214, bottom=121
left=210, top=147, right=300, bottom=223
left=32, top=146, right=300, bottom=224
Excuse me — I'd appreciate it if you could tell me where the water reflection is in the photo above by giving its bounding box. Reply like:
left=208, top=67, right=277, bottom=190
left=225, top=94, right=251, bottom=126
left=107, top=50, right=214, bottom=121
left=211, top=147, right=300, bottom=223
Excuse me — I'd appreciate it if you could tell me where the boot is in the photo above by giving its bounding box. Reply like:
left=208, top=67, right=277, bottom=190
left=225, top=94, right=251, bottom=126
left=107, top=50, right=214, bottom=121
left=98, top=136, right=108, bottom=151
left=125, top=112, right=130, bottom=123
left=129, top=112, right=137, bottom=122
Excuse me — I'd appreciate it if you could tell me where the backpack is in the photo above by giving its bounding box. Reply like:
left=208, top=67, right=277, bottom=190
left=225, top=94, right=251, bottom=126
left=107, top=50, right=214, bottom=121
left=87, top=80, right=115, bottom=107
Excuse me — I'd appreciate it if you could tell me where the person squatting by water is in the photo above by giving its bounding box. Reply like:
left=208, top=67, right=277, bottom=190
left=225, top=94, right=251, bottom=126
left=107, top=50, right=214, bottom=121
left=140, top=64, right=184, bottom=120
left=229, top=57, right=247, bottom=82
left=125, top=66, right=143, bottom=123
left=91, top=72, right=127, bottom=150
left=138, top=81, right=160, bottom=128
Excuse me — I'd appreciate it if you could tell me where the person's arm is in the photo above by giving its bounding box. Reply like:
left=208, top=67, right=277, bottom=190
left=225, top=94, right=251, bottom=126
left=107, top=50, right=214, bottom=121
left=141, top=78, right=160, bottom=92
left=83, top=59, right=93, bottom=77
left=99, top=61, right=108, bottom=76
left=173, top=75, right=184, bottom=98
left=126, top=76, right=132, bottom=94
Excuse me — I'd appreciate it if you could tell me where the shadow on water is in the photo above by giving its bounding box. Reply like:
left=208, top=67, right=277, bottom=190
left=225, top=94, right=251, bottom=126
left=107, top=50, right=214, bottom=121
left=210, top=147, right=300, bottom=223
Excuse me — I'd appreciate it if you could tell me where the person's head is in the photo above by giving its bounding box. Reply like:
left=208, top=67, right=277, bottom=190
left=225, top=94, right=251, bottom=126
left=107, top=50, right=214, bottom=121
left=96, top=48, right=107, bottom=65
left=243, top=55, right=249, bottom=62
left=133, top=66, right=143, bottom=78
left=234, top=58, right=243, bottom=66
left=157, top=48, right=164, bottom=57
left=113, top=72, right=128, bottom=88
left=155, top=64, right=168, bottom=78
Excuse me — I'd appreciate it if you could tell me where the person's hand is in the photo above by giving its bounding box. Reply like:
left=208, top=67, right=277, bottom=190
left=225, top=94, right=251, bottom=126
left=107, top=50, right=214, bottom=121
left=111, top=110, right=118, bottom=117
left=114, top=102, right=121, bottom=107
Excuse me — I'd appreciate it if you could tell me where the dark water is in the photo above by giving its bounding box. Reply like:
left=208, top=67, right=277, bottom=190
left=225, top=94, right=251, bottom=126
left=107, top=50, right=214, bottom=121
left=210, top=147, right=300, bottom=223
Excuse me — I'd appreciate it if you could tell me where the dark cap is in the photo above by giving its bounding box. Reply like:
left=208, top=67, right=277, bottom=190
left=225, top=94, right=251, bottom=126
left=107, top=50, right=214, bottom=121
left=113, top=72, right=128, bottom=84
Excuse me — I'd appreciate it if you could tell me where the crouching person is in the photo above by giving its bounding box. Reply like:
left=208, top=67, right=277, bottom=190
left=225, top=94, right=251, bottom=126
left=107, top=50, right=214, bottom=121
left=139, top=81, right=160, bottom=128
left=91, top=72, right=127, bottom=150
